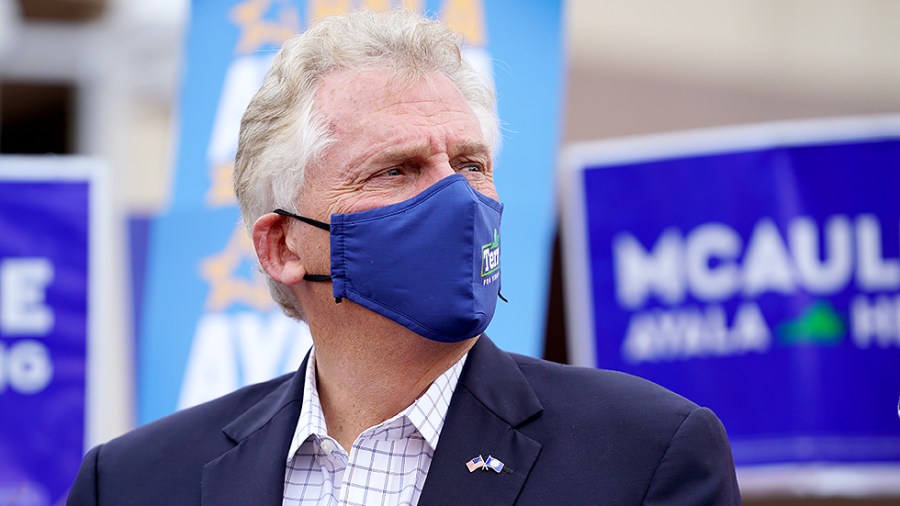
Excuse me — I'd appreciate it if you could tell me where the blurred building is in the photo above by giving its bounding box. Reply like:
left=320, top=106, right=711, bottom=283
left=0, top=0, right=183, bottom=211
left=0, top=0, right=185, bottom=449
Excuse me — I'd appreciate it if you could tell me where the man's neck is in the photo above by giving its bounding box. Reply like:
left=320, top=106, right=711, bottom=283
left=308, top=310, right=475, bottom=451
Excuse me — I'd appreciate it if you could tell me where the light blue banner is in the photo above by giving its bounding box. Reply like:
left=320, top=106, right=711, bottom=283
left=140, top=0, right=563, bottom=424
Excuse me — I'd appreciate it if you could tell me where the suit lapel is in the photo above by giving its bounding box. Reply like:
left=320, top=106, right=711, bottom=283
left=200, top=355, right=309, bottom=506
left=198, top=338, right=540, bottom=505
left=418, top=336, right=543, bottom=506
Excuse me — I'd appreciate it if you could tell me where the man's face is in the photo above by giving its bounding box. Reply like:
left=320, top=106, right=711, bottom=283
left=289, top=68, right=498, bottom=313
left=298, top=69, right=497, bottom=219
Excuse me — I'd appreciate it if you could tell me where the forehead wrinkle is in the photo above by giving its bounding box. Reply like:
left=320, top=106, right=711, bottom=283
left=329, top=135, right=489, bottom=184
left=344, top=116, right=486, bottom=158
left=450, top=141, right=491, bottom=157
left=365, top=130, right=489, bottom=164
left=340, top=136, right=436, bottom=177
left=311, top=69, right=489, bottom=184
left=372, top=143, right=434, bottom=163
left=317, top=70, right=476, bottom=133
left=372, top=96, right=462, bottom=115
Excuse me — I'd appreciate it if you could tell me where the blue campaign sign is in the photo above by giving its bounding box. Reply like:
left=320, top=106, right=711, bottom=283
left=141, top=0, right=563, bottom=424
left=0, top=159, right=94, bottom=505
left=561, top=116, right=900, bottom=483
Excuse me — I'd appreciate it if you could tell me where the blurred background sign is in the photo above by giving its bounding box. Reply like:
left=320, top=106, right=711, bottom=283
left=139, top=0, right=563, bottom=424
left=0, top=158, right=96, bottom=506
left=561, top=115, right=900, bottom=495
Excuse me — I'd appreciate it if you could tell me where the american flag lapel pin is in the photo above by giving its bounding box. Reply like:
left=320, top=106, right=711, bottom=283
left=466, top=455, right=486, bottom=472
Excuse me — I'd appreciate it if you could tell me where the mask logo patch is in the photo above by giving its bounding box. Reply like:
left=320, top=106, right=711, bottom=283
left=481, top=229, right=501, bottom=285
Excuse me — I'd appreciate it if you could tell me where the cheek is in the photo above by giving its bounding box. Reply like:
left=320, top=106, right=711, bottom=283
left=330, top=191, right=391, bottom=215
left=472, top=180, right=499, bottom=202
left=288, top=222, right=331, bottom=270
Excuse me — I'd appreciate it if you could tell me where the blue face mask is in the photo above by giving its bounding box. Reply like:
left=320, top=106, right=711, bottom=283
left=274, top=174, right=504, bottom=343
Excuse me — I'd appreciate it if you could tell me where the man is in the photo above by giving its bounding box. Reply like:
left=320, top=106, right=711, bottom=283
left=69, top=10, right=740, bottom=505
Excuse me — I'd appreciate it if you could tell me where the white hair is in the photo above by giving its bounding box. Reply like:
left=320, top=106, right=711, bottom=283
left=234, top=9, right=498, bottom=319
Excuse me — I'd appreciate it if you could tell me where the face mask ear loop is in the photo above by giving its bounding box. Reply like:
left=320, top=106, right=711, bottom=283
left=303, top=274, right=332, bottom=282
left=274, top=209, right=340, bottom=302
left=498, top=292, right=508, bottom=303
left=300, top=274, right=342, bottom=303
left=272, top=208, right=331, bottom=231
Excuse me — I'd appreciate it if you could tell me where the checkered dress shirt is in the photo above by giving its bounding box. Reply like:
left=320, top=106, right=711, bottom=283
left=282, top=348, right=467, bottom=506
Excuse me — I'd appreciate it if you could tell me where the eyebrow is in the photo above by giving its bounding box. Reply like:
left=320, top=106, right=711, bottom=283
left=450, top=141, right=492, bottom=158
left=372, top=141, right=491, bottom=163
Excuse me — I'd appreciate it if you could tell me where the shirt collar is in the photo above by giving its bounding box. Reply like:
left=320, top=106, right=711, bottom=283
left=404, top=351, right=467, bottom=450
left=285, top=347, right=328, bottom=461
left=286, top=346, right=467, bottom=462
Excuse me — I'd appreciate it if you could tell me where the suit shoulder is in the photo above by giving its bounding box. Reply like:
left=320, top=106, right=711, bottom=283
left=72, top=372, right=299, bottom=504
left=503, top=356, right=739, bottom=504
left=509, top=353, right=699, bottom=422
left=105, top=372, right=294, bottom=455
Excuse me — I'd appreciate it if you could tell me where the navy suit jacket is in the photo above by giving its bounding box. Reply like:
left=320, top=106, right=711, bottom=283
left=68, top=336, right=741, bottom=505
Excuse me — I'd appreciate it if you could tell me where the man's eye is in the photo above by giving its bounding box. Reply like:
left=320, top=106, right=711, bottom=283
left=385, top=168, right=403, bottom=176
left=459, top=164, right=483, bottom=173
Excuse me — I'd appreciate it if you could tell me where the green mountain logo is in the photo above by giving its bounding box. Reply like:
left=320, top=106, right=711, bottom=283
left=776, top=300, right=845, bottom=345
left=480, top=229, right=500, bottom=278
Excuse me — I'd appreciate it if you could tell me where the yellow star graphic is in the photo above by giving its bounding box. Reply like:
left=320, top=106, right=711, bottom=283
left=200, top=223, right=275, bottom=311
left=206, top=161, right=237, bottom=207
left=307, top=0, right=423, bottom=26
left=231, top=0, right=300, bottom=55
left=442, top=0, right=486, bottom=46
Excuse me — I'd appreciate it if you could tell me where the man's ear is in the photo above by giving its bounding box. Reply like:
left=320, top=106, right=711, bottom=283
left=252, top=213, right=307, bottom=285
